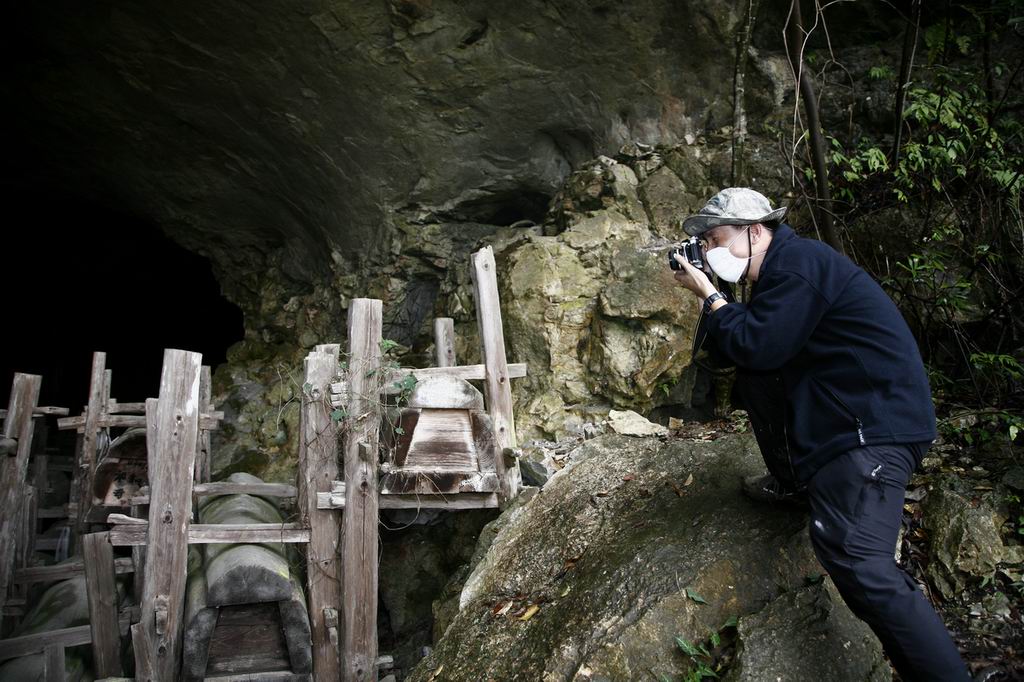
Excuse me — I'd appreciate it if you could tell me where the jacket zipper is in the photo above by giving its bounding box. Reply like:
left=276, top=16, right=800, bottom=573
left=817, top=379, right=866, bottom=445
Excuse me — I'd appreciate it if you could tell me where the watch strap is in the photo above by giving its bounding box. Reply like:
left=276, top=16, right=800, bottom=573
left=703, top=291, right=727, bottom=314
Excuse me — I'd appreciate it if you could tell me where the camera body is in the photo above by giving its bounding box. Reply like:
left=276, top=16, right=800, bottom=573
left=669, top=236, right=706, bottom=271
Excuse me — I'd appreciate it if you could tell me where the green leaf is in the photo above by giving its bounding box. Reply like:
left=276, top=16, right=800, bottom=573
left=330, top=409, right=346, bottom=421
left=675, top=636, right=702, bottom=658
left=686, top=588, right=708, bottom=604
left=719, top=615, right=739, bottom=630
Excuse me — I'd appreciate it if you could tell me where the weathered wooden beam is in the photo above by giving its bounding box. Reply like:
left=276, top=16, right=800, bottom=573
left=297, top=344, right=343, bottom=680
left=12, top=557, right=134, bottom=584
left=0, top=372, right=42, bottom=614
left=138, top=349, right=202, bottom=681
left=57, top=413, right=224, bottom=431
left=317, top=490, right=499, bottom=510
left=43, top=642, right=66, bottom=682
left=470, top=246, right=520, bottom=503
left=0, top=625, right=92, bottom=661
left=108, top=522, right=310, bottom=546
left=74, top=352, right=107, bottom=532
left=83, top=532, right=123, bottom=677
left=195, top=365, right=213, bottom=484
left=434, top=317, right=457, bottom=367
left=342, top=299, right=382, bottom=682
left=328, top=362, right=527, bottom=403
left=193, top=482, right=298, bottom=498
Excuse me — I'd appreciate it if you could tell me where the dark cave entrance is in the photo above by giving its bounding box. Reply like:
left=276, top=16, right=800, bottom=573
left=1, top=187, right=244, bottom=416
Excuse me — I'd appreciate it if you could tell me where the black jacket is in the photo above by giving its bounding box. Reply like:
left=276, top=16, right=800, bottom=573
left=706, top=224, right=936, bottom=482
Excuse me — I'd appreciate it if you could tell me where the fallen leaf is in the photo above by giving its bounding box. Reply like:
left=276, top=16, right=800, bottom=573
left=519, top=604, right=540, bottom=621
left=686, top=587, right=708, bottom=604
left=684, top=473, right=694, bottom=486
left=561, top=585, right=572, bottom=597
left=622, top=474, right=635, bottom=481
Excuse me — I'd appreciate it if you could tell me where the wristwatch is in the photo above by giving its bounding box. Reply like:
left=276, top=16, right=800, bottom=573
left=703, top=291, right=727, bottom=314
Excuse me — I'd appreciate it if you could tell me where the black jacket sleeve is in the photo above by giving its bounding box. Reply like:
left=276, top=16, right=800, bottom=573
left=706, top=269, right=830, bottom=371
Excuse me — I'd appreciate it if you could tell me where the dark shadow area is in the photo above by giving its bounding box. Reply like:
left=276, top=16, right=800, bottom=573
left=0, top=185, right=244, bottom=412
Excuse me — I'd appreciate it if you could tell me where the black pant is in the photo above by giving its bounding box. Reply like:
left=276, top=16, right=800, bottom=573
left=808, top=444, right=970, bottom=681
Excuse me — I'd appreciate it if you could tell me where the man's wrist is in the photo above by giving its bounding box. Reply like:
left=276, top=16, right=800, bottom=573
left=703, top=291, right=727, bottom=314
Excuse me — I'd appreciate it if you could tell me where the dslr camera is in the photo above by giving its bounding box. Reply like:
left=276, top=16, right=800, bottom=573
left=668, top=236, right=706, bottom=272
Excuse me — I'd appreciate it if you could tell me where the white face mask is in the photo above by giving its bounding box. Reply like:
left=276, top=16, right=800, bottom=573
left=705, top=226, right=754, bottom=282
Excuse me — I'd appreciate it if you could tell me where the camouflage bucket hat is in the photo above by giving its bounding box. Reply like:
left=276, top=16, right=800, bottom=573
left=681, top=187, right=788, bottom=237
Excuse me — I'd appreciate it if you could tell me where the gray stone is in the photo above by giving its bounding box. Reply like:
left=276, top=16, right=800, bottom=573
left=922, top=476, right=1019, bottom=599
left=408, top=433, right=882, bottom=681
left=724, top=579, right=890, bottom=681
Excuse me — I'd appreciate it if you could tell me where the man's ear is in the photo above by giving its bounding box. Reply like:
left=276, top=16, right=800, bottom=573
left=749, top=222, right=765, bottom=244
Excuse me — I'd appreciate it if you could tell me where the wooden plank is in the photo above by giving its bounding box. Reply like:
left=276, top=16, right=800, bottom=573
left=205, top=673, right=309, bottom=682
left=74, top=353, right=107, bottom=532
left=0, top=372, right=42, bottom=614
left=195, top=365, right=213, bottom=484
left=342, top=298, right=382, bottom=682
left=58, top=413, right=224, bottom=431
left=83, top=532, right=123, bottom=677
left=296, top=346, right=342, bottom=681
left=0, top=625, right=92, bottom=661
left=131, top=622, right=153, bottom=681
left=16, top=485, right=38, bottom=573
left=108, top=523, right=310, bottom=546
left=13, top=557, right=134, bottom=584
left=328, top=363, right=527, bottom=402
left=470, top=246, right=520, bottom=502
left=44, top=643, right=66, bottom=682
left=34, top=406, right=70, bottom=416
left=107, top=401, right=147, bottom=414
left=434, top=317, right=457, bottom=367
left=37, top=504, right=77, bottom=519
left=205, top=602, right=290, bottom=677
left=138, top=349, right=202, bottom=681
left=192, top=482, right=298, bottom=498
left=317, top=490, right=499, bottom=510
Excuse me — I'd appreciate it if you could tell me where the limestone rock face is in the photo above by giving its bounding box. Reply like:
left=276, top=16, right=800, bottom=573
left=409, top=433, right=888, bottom=681
left=492, top=156, right=702, bottom=441
left=922, top=475, right=1023, bottom=599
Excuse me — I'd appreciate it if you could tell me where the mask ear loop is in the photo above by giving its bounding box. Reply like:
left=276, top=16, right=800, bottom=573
left=737, top=226, right=753, bottom=285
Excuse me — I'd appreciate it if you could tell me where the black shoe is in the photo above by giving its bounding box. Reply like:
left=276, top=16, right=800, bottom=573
left=741, top=474, right=808, bottom=508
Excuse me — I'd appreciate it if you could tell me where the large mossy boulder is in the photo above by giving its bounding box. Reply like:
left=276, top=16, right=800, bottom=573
left=410, top=433, right=888, bottom=681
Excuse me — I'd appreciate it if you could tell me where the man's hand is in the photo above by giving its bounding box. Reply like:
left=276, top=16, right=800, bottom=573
left=672, top=254, right=717, bottom=299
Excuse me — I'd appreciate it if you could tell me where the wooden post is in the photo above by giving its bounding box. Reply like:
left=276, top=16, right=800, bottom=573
left=433, top=317, right=457, bottom=367
left=194, top=366, right=213, bottom=485
left=341, top=299, right=382, bottom=682
left=44, top=643, right=66, bottom=682
left=298, top=345, right=343, bottom=680
left=75, top=352, right=107, bottom=532
left=469, top=247, right=520, bottom=501
left=83, top=532, right=122, bottom=677
left=138, top=350, right=202, bottom=681
left=0, top=372, right=42, bottom=613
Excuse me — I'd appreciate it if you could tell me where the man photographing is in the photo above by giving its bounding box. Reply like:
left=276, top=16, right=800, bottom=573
left=672, top=187, right=969, bottom=681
